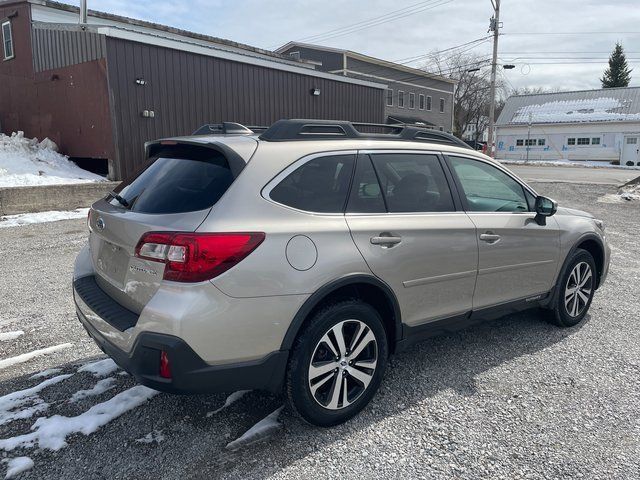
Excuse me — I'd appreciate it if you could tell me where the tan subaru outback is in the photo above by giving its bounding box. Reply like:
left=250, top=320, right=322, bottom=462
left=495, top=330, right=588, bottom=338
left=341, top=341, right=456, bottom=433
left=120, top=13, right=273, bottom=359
left=73, top=120, right=610, bottom=426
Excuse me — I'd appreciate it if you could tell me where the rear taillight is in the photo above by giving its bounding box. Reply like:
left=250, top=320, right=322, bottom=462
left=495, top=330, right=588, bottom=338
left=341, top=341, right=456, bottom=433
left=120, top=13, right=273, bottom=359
left=135, top=232, right=265, bottom=282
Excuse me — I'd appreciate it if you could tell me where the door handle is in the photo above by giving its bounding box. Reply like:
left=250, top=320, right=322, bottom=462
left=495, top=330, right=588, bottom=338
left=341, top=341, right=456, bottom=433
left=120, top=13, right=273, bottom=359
left=479, top=233, right=501, bottom=243
left=370, top=234, right=402, bottom=247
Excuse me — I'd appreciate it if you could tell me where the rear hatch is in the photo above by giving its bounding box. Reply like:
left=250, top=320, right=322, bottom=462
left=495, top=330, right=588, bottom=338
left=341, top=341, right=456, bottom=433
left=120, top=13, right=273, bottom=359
left=88, top=140, right=252, bottom=313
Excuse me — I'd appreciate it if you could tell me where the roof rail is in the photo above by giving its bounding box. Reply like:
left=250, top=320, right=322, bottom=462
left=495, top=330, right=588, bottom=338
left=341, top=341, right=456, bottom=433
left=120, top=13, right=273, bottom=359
left=258, top=119, right=471, bottom=149
left=192, top=122, right=268, bottom=136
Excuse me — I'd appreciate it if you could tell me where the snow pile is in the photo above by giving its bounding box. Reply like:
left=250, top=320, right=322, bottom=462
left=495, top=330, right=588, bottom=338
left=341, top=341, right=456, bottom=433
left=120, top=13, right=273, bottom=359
left=2, top=457, right=34, bottom=479
left=598, top=182, right=640, bottom=203
left=0, top=131, right=105, bottom=187
left=135, top=430, right=165, bottom=444
left=0, top=374, right=72, bottom=426
left=207, top=390, right=250, bottom=417
left=0, top=208, right=89, bottom=228
left=0, top=386, right=159, bottom=451
left=69, top=378, right=117, bottom=403
left=0, top=331, right=24, bottom=342
left=225, top=406, right=284, bottom=451
left=77, top=358, right=119, bottom=378
left=511, top=97, right=640, bottom=124
left=0, top=344, right=73, bottom=371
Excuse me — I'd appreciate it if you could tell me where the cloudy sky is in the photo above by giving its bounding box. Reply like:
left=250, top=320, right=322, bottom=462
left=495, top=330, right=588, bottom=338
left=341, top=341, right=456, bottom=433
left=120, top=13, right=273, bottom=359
left=70, top=0, right=640, bottom=92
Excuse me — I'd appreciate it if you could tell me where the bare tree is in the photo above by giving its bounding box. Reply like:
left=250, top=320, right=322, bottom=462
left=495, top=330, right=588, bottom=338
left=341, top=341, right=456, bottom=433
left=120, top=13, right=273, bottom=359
left=421, top=52, right=506, bottom=142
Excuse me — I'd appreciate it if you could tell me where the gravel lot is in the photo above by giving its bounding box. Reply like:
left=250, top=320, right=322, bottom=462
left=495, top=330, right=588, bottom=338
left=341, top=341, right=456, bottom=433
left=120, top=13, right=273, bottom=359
left=0, top=181, right=638, bottom=479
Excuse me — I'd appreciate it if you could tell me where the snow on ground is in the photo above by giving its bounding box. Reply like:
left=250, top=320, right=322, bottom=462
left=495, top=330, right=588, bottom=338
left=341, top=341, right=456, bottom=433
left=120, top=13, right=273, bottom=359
left=0, top=374, right=73, bottom=426
left=0, top=131, right=105, bottom=187
left=207, top=390, right=251, bottom=417
left=29, top=368, right=62, bottom=380
left=0, top=208, right=89, bottom=228
left=498, top=159, right=640, bottom=170
left=78, top=358, right=119, bottom=378
left=135, top=430, right=165, bottom=444
left=2, top=456, right=34, bottom=479
left=69, top=378, right=117, bottom=403
left=0, top=344, right=73, bottom=371
left=225, top=406, right=284, bottom=451
left=0, top=331, right=24, bottom=342
left=598, top=182, right=640, bottom=203
left=0, top=385, right=159, bottom=452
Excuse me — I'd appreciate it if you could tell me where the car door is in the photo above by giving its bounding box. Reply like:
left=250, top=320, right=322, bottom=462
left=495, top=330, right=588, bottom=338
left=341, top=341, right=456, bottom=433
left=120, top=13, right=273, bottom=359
left=345, top=151, right=478, bottom=327
left=445, top=155, right=560, bottom=310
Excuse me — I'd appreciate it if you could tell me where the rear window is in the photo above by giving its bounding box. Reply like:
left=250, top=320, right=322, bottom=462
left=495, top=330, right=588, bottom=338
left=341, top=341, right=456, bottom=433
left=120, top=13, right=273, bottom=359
left=112, top=147, right=234, bottom=214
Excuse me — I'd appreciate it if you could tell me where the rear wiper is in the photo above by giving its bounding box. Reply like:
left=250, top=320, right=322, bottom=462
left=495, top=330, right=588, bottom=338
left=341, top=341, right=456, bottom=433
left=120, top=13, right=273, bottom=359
left=108, top=190, right=129, bottom=208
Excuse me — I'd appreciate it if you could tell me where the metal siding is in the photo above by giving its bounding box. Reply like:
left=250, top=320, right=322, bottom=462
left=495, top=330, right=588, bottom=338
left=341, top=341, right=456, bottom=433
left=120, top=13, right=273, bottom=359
left=31, top=27, right=106, bottom=72
left=105, top=38, right=384, bottom=179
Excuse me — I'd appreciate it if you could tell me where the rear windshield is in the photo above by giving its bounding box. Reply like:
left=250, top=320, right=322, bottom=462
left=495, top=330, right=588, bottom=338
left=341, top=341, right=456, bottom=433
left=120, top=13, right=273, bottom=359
left=112, top=146, right=234, bottom=214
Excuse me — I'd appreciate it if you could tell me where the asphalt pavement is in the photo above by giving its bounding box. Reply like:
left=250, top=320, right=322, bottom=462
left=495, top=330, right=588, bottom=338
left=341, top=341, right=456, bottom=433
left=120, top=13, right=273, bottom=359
left=0, top=181, right=638, bottom=479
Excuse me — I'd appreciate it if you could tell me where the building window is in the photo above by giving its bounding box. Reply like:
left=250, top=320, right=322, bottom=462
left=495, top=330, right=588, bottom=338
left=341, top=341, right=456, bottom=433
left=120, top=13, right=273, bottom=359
left=386, top=89, right=393, bottom=107
left=398, top=91, right=405, bottom=108
left=591, top=137, right=601, bottom=145
left=2, top=20, right=14, bottom=60
left=516, top=139, right=524, bottom=146
left=409, top=92, right=415, bottom=109
left=439, top=98, right=445, bottom=113
left=419, top=94, right=425, bottom=110
left=567, top=138, right=576, bottom=145
left=438, top=126, right=444, bottom=131
left=426, top=96, right=432, bottom=111
left=537, top=139, right=546, bottom=146
left=525, top=139, right=536, bottom=146
left=627, top=137, right=638, bottom=144
left=577, top=137, right=590, bottom=145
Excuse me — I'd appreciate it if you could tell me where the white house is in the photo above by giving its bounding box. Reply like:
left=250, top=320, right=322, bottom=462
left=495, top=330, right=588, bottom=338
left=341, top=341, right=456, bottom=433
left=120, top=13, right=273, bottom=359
left=462, top=116, right=489, bottom=142
left=495, top=87, right=640, bottom=166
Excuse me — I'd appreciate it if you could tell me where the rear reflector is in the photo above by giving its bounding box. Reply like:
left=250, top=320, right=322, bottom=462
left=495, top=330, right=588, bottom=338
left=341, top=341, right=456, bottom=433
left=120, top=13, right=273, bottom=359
left=159, top=351, right=171, bottom=379
left=135, top=232, right=265, bottom=282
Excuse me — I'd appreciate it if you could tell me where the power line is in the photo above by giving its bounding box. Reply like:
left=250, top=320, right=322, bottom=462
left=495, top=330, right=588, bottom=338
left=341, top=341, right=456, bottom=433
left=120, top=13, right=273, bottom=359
left=503, top=31, right=640, bottom=36
left=292, top=0, right=453, bottom=44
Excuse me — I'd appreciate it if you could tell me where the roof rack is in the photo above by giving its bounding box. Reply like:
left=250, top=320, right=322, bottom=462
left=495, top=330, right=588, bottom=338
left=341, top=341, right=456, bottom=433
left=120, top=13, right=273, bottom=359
left=258, top=119, right=471, bottom=149
left=192, top=122, right=268, bottom=136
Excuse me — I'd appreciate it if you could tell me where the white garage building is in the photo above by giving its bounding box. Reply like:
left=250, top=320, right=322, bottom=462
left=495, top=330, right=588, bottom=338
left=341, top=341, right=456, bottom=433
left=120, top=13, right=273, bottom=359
left=495, top=87, right=640, bottom=166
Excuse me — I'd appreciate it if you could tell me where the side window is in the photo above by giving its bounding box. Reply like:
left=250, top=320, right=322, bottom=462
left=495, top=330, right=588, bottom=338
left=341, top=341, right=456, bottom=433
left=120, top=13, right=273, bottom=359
left=449, top=156, right=529, bottom=213
left=370, top=153, right=455, bottom=213
left=2, top=20, right=13, bottom=60
left=269, top=154, right=355, bottom=213
left=346, top=156, right=386, bottom=213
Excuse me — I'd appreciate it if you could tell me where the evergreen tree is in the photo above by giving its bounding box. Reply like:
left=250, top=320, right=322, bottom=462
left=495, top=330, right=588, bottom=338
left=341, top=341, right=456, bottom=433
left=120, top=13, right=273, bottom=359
left=601, top=43, right=632, bottom=88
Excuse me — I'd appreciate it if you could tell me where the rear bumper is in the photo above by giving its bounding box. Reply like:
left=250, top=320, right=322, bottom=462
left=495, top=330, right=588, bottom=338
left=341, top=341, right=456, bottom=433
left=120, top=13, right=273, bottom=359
left=75, top=302, right=288, bottom=394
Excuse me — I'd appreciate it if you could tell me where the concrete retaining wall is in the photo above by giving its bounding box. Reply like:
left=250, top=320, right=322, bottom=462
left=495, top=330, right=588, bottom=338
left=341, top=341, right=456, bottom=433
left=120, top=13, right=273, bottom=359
left=0, top=182, right=120, bottom=216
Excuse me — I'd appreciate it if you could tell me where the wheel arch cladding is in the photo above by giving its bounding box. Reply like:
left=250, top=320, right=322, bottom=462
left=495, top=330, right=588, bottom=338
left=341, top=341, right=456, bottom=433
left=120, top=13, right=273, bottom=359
left=281, top=275, right=402, bottom=355
left=575, top=236, right=605, bottom=289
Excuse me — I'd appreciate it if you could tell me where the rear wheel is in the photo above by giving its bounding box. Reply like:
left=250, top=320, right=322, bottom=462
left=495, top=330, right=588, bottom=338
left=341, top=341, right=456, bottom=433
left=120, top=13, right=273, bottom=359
left=548, top=248, right=596, bottom=327
left=286, top=300, right=388, bottom=427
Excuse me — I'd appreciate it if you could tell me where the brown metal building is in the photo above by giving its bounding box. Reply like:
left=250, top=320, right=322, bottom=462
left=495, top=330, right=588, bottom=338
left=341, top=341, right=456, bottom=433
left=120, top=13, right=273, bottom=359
left=0, top=1, right=386, bottom=180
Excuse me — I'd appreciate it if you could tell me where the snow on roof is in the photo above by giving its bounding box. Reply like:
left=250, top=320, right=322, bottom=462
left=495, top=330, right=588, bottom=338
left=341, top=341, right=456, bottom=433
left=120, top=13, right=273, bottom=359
left=497, top=87, right=640, bottom=125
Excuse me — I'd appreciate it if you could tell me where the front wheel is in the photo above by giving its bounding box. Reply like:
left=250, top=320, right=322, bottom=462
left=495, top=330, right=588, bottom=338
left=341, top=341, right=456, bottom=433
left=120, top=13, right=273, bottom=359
left=548, top=248, right=597, bottom=327
left=286, top=300, right=388, bottom=427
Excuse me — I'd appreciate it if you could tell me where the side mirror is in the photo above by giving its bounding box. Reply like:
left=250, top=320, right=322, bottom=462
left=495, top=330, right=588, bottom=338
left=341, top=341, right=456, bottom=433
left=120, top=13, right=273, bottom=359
left=534, top=196, right=558, bottom=226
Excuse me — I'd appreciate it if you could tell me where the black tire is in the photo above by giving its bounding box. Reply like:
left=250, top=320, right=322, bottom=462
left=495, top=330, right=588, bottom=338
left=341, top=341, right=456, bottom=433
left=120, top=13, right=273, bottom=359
left=547, top=248, right=597, bottom=327
left=286, top=299, right=388, bottom=427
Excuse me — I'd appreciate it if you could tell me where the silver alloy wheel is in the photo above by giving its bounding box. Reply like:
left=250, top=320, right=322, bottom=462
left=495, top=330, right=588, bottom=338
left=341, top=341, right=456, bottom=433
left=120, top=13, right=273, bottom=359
left=564, top=261, right=593, bottom=317
left=308, top=319, right=378, bottom=410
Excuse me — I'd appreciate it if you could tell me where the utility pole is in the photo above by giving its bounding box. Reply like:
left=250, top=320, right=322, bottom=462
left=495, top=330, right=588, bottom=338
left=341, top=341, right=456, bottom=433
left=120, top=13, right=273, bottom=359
left=486, top=0, right=501, bottom=157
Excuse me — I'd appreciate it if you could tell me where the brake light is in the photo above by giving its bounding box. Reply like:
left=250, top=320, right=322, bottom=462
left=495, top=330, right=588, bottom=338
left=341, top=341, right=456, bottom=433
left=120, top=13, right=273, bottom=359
left=135, top=232, right=265, bottom=282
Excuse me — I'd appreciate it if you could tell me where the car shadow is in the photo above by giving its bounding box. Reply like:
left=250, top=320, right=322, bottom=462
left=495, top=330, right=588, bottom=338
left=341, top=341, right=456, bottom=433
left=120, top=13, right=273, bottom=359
left=189, top=308, right=590, bottom=478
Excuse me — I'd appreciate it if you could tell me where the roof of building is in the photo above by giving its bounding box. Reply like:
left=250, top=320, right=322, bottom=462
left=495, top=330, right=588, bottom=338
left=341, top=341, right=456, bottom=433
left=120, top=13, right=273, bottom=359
left=497, top=86, right=640, bottom=126
left=276, top=41, right=457, bottom=85
left=5, top=0, right=387, bottom=89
